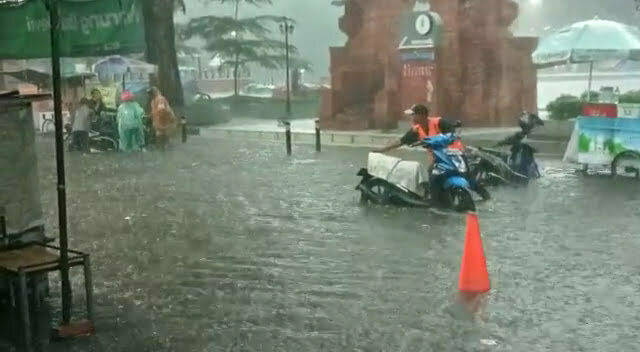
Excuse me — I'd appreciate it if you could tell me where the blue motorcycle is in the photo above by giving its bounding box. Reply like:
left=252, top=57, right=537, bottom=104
left=421, top=133, right=481, bottom=212
left=355, top=133, right=488, bottom=213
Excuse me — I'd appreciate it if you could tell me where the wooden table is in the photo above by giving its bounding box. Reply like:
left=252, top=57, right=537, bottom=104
left=0, top=244, right=93, bottom=352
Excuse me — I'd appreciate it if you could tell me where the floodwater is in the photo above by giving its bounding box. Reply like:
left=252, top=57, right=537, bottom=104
left=10, top=136, right=640, bottom=351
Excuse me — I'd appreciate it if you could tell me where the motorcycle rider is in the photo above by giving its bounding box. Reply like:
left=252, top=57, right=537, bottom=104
left=373, top=104, right=462, bottom=154
left=421, top=132, right=462, bottom=205
left=373, top=104, right=466, bottom=203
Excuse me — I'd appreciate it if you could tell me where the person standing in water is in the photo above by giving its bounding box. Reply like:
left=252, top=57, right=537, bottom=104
left=69, top=98, right=93, bottom=153
left=116, top=91, right=145, bottom=152
left=89, top=88, right=106, bottom=117
left=148, top=87, right=177, bottom=149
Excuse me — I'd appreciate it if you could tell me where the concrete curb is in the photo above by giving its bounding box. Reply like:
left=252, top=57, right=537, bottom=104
left=201, top=128, right=568, bottom=158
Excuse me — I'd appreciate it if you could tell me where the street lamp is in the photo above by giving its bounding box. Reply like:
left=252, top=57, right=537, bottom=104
left=279, top=17, right=294, bottom=117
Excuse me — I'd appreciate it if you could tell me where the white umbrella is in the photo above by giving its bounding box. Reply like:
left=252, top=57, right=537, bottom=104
left=532, top=18, right=640, bottom=101
left=208, top=54, right=224, bottom=68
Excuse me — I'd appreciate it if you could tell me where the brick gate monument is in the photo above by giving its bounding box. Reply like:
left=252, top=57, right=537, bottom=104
left=319, top=0, right=538, bottom=130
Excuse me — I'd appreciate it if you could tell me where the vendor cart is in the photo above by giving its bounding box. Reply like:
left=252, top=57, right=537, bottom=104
left=564, top=115, right=640, bottom=178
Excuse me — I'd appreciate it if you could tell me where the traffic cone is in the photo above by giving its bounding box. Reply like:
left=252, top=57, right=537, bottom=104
left=458, top=212, right=490, bottom=293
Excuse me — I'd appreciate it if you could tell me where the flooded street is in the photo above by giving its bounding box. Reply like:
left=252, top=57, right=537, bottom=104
left=33, top=137, right=640, bottom=352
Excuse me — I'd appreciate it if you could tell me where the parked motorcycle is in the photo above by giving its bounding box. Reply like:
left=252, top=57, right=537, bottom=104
left=88, top=111, right=119, bottom=151
left=467, top=111, right=544, bottom=186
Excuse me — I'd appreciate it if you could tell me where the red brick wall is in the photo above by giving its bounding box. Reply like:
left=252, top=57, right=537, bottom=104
left=320, top=0, right=538, bottom=130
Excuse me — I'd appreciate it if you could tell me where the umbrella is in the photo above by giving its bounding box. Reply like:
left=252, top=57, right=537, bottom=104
left=92, top=55, right=156, bottom=76
left=208, top=54, right=224, bottom=68
left=532, top=18, right=640, bottom=101
left=92, top=55, right=156, bottom=90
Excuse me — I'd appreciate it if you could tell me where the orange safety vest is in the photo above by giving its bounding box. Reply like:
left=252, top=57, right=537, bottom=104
left=413, top=117, right=465, bottom=150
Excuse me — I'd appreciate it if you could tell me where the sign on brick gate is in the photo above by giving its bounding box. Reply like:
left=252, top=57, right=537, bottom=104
left=397, top=9, right=442, bottom=52
left=400, top=50, right=435, bottom=62
left=400, top=61, right=436, bottom=110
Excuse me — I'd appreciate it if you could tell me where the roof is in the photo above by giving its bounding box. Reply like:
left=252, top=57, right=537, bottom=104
left=0, top=90, right=50, bottom=106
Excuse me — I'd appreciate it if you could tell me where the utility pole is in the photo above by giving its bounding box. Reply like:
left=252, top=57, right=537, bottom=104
left=46, top=0, right=72, bottom=324
left=280, top=17, right=294, bottom=117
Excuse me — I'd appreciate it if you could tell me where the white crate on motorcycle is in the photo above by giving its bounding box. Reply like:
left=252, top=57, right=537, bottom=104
left=367, top=153, right=429, bottom=195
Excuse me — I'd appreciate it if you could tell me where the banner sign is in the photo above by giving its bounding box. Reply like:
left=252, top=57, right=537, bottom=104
left=0, top=0, right=145, bottom=59
left=582, top=103, right=618, bottom=118
left=576, top=117, right=640, bottom=165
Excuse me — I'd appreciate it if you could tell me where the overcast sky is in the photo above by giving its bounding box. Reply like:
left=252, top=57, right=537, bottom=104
left=176, top=0, right=345, bottom=83
left=176, top=0, right=640, bottom=83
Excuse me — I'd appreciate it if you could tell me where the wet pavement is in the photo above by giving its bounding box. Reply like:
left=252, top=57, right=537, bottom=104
left=9, top=136, right=640, bottom=351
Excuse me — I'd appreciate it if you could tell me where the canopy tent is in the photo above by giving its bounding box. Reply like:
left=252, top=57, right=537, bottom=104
left=532, top=18, right=640, bottom=101
left=0, top=59, right=94, bottom=89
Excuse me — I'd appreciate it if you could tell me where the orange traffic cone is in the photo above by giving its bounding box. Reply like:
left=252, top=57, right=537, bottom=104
left=458, top=212, right=490, bottom=293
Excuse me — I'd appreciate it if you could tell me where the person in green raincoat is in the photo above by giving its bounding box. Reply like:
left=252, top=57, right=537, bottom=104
left=117, top=91, right=145, bottom=152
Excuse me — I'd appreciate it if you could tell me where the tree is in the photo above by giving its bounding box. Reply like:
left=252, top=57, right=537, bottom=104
left=185, top=0, right=304, bottom=96
left=141, top=0, right=185, bottom=107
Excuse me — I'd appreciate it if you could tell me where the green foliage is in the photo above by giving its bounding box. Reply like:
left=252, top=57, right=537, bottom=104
left=546, top=94, right=583, bottom=121
left=546, top=90, right=608, bottom=121
left=578, top=133, right=627, bottom=155
left=603, top=139, right=626, bottom=155
left=174, top=23, right=201, bottom=57
left=185, top=0, right=312, bottom=95
left=184, top=15, right=304, bottom=70
left=183, top=15, right=286, bottom=41
left=603, top=138, right=613, bottom=154
left=619, top=90, right=640, bottom=104
left=214, top=95, right=320, bottom=119
left=578, top=133, right=591, bottom=152
left=580, top=91, right=599, bottom=102
left=610, top=141, right=627, bottom=155
left=185, top=98, right=233, bottom=126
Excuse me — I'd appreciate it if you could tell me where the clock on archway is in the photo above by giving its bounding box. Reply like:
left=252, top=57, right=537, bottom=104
left=415, top=13, right=433, bottom=36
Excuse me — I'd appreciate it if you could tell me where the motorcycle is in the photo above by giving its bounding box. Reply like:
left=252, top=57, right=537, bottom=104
left=356, top=133, right=489, bottom=212
left=66, top=115, right=118, bottom=152
left=421, top=133, right=484, bottom=211
left=467, top=111, right=544, bottom=186
left=67, top=111, right=154, bottom=152
left=89, top=111, right=119, bottom=151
